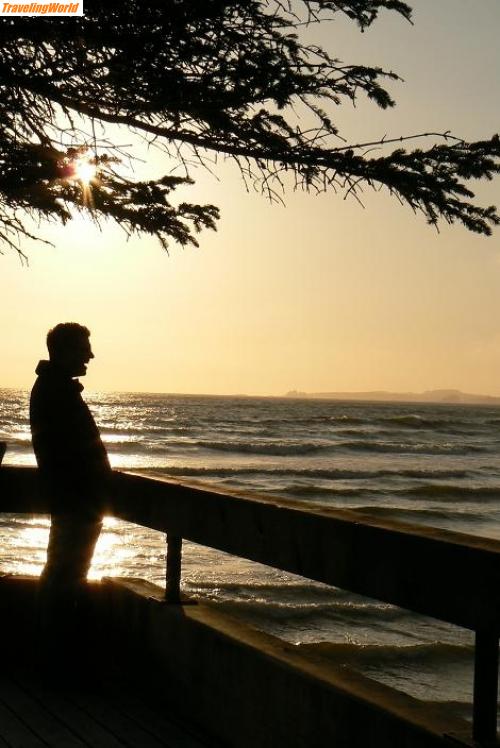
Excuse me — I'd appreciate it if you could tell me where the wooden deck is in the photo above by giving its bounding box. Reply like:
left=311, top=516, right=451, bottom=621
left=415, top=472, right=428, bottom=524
left=0, top=659, right=214, bottom=748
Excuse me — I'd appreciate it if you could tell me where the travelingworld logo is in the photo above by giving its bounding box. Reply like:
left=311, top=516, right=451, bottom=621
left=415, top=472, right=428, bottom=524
left=1, top=1, right=82, bottom=14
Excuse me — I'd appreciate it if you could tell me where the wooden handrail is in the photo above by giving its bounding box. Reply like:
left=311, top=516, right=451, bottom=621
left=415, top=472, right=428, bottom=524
left=1, top=465, right=499, bottom=630
left=0, top=465, right=498, bottom=743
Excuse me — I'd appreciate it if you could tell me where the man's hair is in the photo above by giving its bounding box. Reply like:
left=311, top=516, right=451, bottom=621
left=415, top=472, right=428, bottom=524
left=46, top=322, right=91, bottom=358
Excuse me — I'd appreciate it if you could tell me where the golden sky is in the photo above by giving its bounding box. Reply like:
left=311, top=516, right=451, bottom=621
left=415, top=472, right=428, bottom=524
left=2, top=0, right=500, bottom=396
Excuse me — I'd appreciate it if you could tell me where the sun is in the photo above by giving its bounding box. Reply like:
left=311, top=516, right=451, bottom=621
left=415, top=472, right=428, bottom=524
left=73, top=158, right=97, bottom=185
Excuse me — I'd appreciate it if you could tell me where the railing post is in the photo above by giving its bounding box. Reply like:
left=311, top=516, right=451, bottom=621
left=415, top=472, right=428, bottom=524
left=165, top=533, right=182, bottom=603
left=472, top=629, right=499, bottom=745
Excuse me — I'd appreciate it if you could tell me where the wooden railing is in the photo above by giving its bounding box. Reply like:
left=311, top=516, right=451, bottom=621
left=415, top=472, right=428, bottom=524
left=0, top=464, right=499, bottom=745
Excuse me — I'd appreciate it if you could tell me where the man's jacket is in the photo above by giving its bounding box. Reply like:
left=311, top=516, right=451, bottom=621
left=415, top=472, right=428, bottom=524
left=30, top=360, right=111, bottom=517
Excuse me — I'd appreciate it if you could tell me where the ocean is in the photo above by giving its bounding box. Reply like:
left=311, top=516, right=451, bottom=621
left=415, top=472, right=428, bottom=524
left=2, top=388, right=500, bottom=720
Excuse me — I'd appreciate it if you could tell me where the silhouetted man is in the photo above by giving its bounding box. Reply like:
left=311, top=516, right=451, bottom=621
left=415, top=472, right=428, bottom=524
left=30, top=323, right=111, bottom=667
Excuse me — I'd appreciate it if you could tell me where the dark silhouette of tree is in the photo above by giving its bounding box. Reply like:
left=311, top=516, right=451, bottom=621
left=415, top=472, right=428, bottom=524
left=1, top=0, right=499, bottom=260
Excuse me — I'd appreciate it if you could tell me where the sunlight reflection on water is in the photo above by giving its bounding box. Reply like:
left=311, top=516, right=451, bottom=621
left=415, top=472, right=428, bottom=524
left=0, top=516, right=159, bottom=580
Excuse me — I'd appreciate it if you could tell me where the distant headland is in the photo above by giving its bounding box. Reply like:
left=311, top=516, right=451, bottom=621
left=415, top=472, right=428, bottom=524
left=285, top=389, right=500, bottom=405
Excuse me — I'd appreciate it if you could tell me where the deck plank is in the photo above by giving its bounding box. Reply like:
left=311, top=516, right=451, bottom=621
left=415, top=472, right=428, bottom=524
left=100, top=674, right=214, bottom=748
left=0, top=674, right=87, bottom=748
left=0, top=660, right=214, bottom=748
left=0, top=700, right=48, bottom=748
left=65, top=688, right=173, bottom=748
left=15, top=671, right=127, bottom=748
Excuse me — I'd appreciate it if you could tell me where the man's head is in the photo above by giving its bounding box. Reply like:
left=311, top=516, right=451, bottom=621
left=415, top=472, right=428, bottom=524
left=46, top=323, right=94, bottom=377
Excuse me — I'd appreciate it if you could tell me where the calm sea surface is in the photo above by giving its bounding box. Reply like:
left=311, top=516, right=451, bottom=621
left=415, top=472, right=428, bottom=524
left=2, top=389, right=500, bottom=718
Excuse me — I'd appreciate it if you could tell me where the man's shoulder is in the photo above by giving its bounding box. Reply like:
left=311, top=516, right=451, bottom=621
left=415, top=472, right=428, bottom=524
left=30, top=372, right=51, bottom=401
left=30, top=364, right=81, bottom=408
left=31, top=368, right=58, bottom=398
left=30, top=376, right=58, bottom=419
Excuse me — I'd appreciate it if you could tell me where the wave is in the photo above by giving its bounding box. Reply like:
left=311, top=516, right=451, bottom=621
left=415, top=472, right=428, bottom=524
left=369, top=414, right=488, bottom=434
left=204, top=596, right=403, bottom=621
left=352, top=506, right=494, bottom=526
left=191, top=581, right=340, bottom=594
left=299, top=641, right=473, bottom=665
left=333, top=428, right=378, bottom=438
left=194, top=439, right=329, bottom=456
left=0, top=516, right=50, bottom=530
left=107, top=439, right=202, bottom=454
left=188, top=582, right=413, bottom=621
left=376, top=415, right=455, bottom=429
left=185, top=415, right=367, bottom=427
left=92, top=416, right=487, bottom=440
left=130, top=438, right=488, bottom=457
left=101, top=424, right=192, bottom=437
left=398, top=484, right=500, bottom=502
left=288, top=483, right=500, bottom=505
left=280, top=485, right=376, bottom=499
left=105, top=409, right=490, bottom=432
left=0, top=433, right=32, bottom=445
left=138, top=465, right=477, bottom=481
left=336, top=440, right=487, bottom=455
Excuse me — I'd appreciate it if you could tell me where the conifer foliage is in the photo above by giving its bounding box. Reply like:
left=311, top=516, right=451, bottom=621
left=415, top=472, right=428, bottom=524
left=1, top=0, right=499, bottom=258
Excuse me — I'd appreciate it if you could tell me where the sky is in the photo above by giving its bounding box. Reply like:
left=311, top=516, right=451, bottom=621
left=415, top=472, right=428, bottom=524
left=2, top=0, right=500, bottom=397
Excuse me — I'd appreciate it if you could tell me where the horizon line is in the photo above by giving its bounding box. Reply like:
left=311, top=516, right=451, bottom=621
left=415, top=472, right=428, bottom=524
left=2, top=384, right=500, bottom=401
